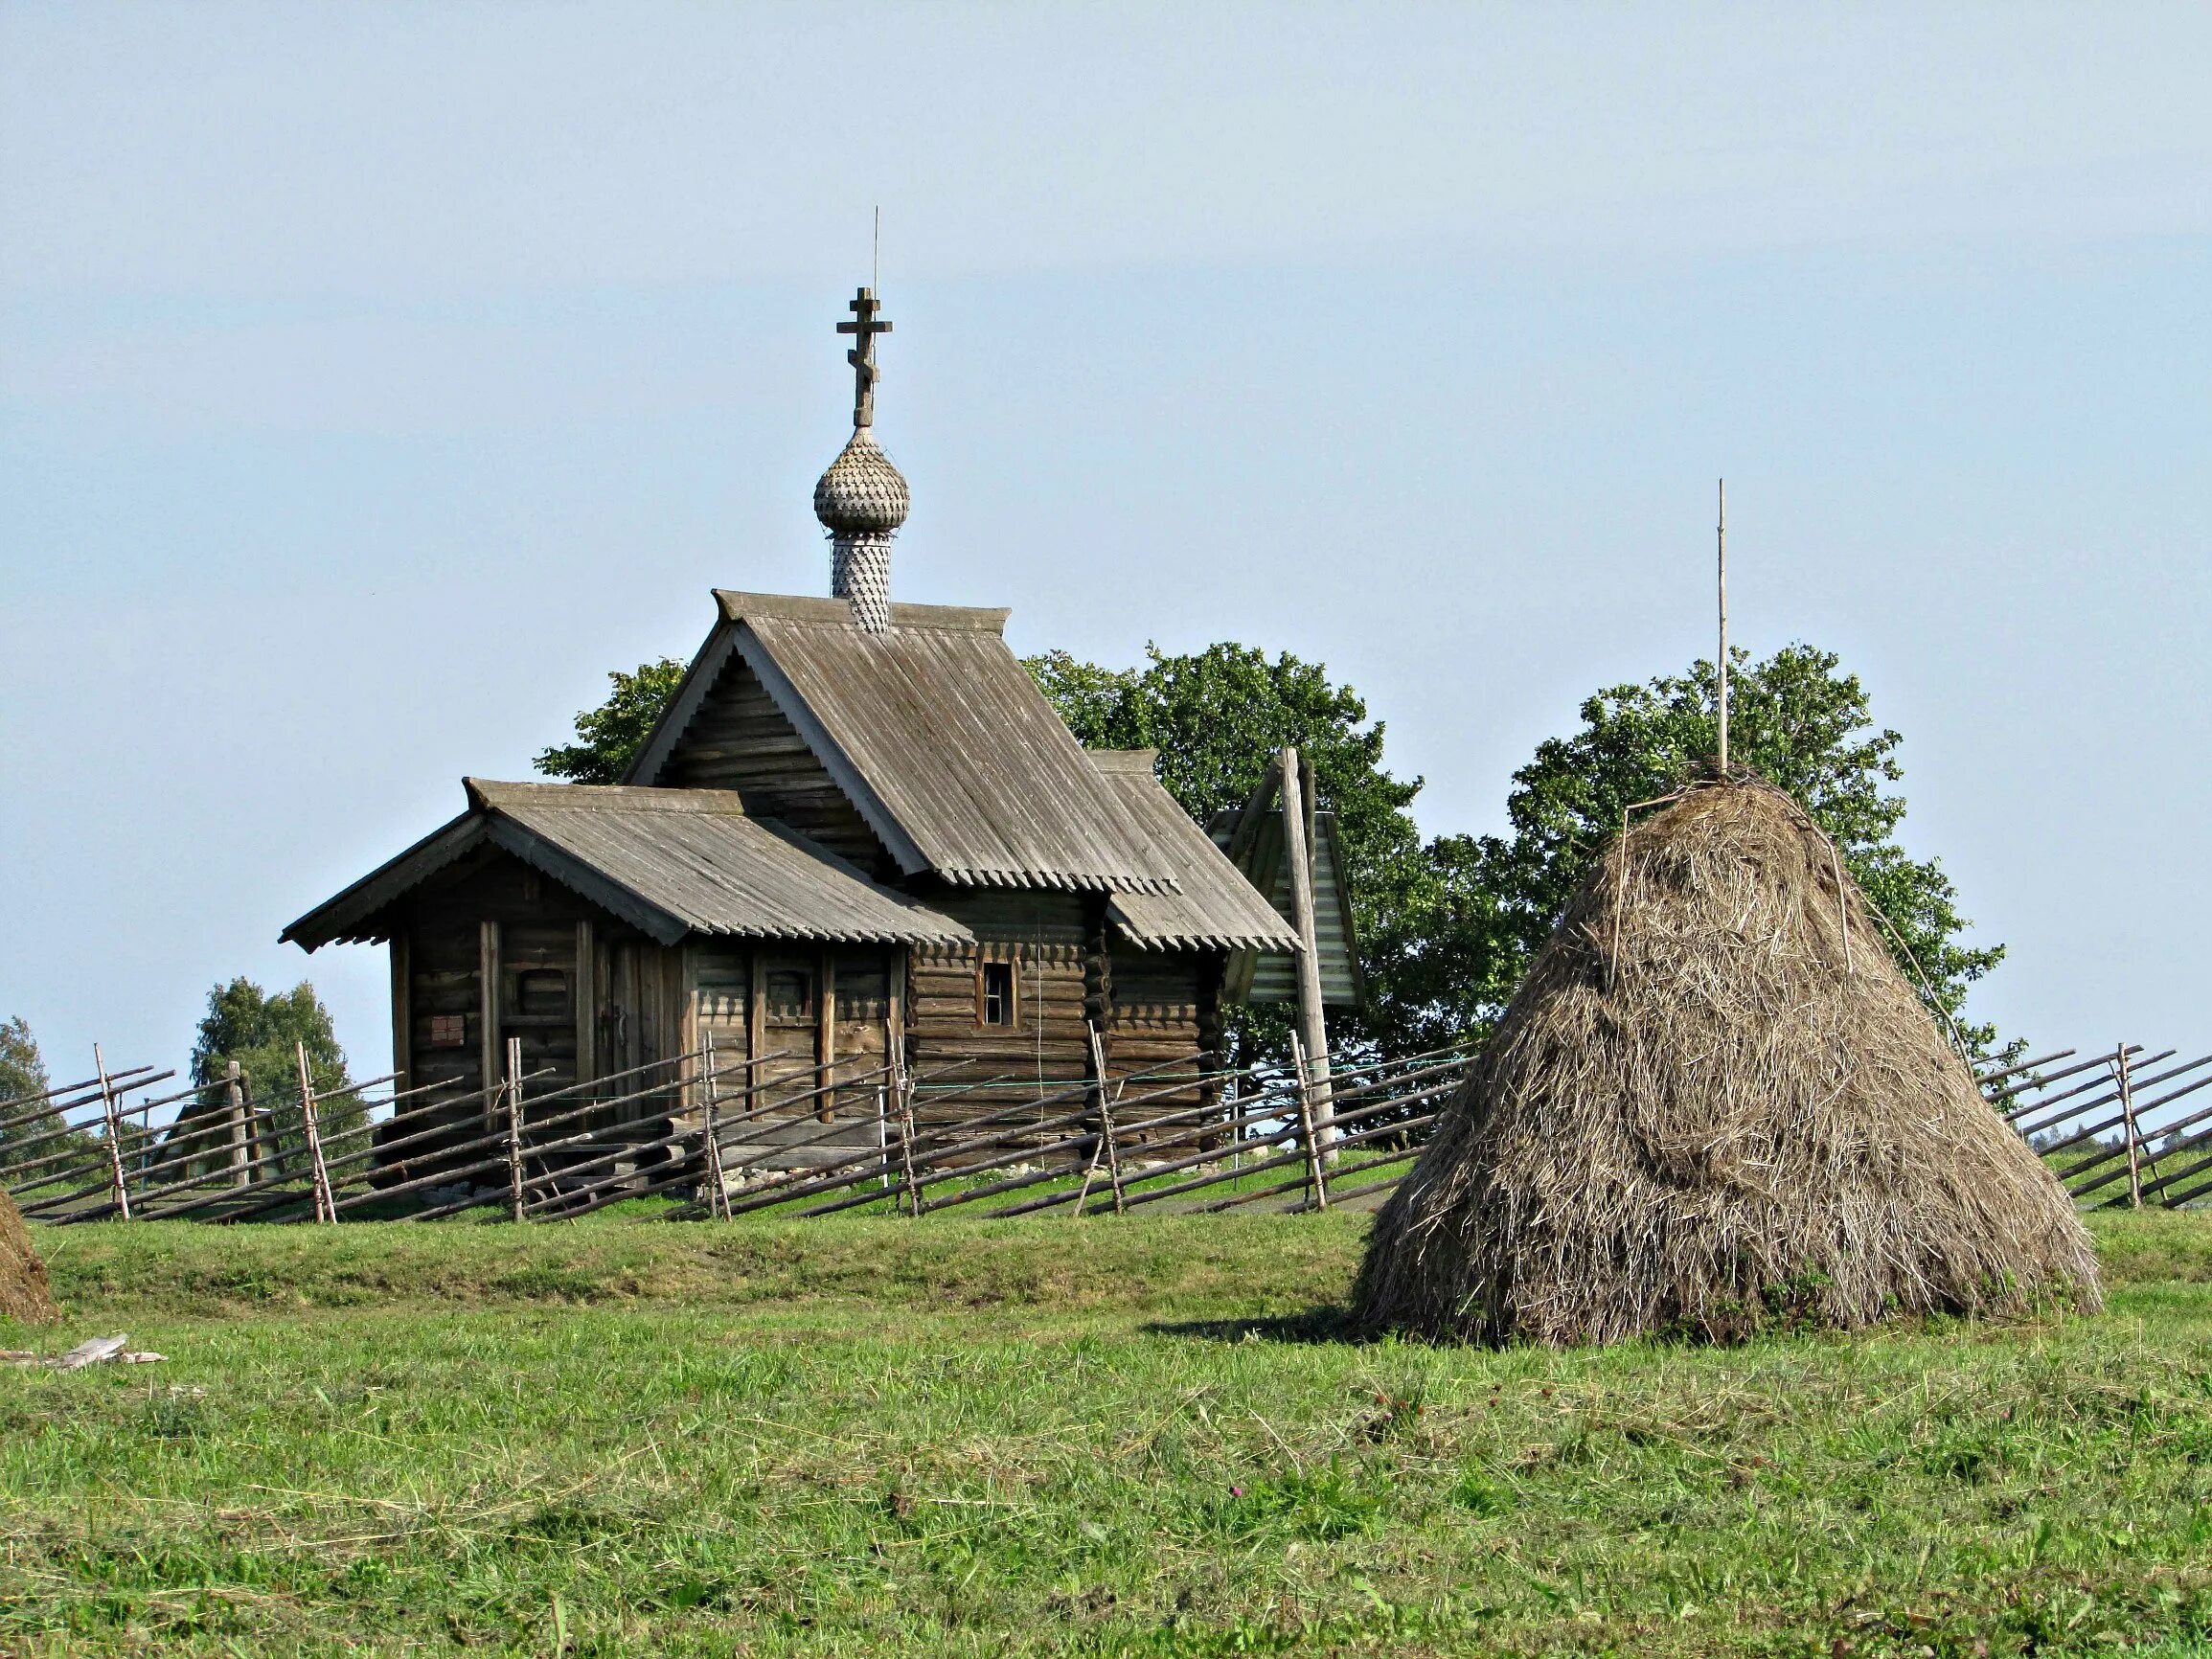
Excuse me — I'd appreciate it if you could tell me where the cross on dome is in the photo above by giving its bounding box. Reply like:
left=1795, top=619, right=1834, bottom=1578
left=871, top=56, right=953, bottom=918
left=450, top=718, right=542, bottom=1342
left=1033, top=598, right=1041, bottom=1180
left=836, top=287, right=893, bottom=429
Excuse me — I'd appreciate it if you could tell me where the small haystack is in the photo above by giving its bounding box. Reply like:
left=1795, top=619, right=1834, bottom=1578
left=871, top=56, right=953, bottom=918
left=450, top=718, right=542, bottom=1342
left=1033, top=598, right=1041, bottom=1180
left=1, top=1190, right=57, bottom=1326
left=1356, top=776, right=2099, bottom=1346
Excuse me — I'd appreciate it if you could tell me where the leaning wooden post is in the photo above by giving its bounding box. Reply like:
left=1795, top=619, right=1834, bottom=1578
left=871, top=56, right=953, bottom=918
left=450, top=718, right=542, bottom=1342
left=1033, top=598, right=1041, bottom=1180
left=2117, top=1043, right=2143, bottom=1209
left=1085, top=1023, right=1128, bottom=1216
left=224, top=1059, right=250, bottom=1189
left=1277, top=746, right=1336, bottom=1156
left=884, top=1038, right=922, bottom=1216
left=1289, top=1031, right=1329, bottom=1212
left=295, top=1041, right=334, bottom=1224
left=504, top=1035, right=526, bottom=1223
left=94, top=1043, right=133, bottom=1220
left=700, top=1032, right=731, bottom=1219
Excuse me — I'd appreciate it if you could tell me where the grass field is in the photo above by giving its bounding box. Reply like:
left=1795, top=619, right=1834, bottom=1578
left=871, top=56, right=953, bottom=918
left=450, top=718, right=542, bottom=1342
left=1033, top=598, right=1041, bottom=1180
left=4, top=1210, right=2211, bottom=1657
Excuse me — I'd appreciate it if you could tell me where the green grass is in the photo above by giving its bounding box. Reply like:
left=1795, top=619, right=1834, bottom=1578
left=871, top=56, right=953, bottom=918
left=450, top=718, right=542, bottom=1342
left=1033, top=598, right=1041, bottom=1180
left=4, top=1211, right=2211, bottom=1656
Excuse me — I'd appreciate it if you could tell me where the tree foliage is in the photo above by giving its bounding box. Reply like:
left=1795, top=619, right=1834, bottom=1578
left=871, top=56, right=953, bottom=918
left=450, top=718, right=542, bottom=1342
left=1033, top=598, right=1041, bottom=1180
left=1028, top=644, right=1438, bottom=1064
left=0, top=1016, right=47, bottom=1111
left=191, top=979, right=356, bottom=1169
left=1431, top=644, right=2001, bottom=1052
left=536, top=659, right=689, bottom=784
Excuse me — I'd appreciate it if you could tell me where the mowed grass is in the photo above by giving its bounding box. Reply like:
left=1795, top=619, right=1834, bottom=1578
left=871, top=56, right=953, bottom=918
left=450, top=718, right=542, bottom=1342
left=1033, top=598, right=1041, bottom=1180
left=2, top=1212, right=2210, bottom=1657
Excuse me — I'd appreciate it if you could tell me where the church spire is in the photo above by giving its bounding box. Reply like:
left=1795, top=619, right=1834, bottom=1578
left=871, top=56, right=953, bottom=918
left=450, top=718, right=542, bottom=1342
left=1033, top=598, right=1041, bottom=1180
left=814, top=285, right=908, bottom=632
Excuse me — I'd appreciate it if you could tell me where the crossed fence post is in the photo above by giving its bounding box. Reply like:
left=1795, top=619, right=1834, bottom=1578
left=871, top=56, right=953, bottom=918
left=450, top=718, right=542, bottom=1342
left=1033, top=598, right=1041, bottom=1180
left=294, top=1041, right=334, bottom=1224
left=700, top=1032, right=731, bottom=1220
left=1290, top=1032, right=1329, bottom=1213
left=94, top=1043, right=132, bottom=1220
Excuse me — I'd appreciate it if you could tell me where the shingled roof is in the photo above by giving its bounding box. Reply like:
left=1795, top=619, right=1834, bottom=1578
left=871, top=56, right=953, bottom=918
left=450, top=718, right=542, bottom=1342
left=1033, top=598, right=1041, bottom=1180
left=1086, top=753, right=1303, bottom=953
left=282, top=781, right=972, bottom=951
left=625, top=592, right=1180, bottom=895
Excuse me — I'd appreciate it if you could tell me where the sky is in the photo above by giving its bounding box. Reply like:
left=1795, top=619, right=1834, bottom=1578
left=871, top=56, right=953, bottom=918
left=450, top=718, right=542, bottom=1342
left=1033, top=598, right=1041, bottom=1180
left=4, top=4, right=2208, bottom=1090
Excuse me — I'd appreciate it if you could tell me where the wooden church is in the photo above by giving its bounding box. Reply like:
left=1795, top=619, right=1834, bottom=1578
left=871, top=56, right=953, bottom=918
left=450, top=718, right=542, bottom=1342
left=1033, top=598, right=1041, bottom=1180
left=283, top=289, right=1354, bottom=1165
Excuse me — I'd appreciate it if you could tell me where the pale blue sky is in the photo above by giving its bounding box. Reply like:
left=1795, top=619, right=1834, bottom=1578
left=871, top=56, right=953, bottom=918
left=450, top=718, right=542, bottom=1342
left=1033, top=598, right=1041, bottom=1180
left=4, top=4, right=2207, bottom=1083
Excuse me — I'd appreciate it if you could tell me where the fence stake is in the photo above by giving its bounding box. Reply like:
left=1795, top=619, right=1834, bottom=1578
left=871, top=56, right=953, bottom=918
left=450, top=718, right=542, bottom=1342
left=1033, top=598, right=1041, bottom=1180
left=94, top=1043, right=133, bottom=1220
left=701, top=1032, right=731, bottom=1219
left=505, top=1036, right=525, bottom=1223
left=1290, top=1033, right=1329, bottom=1212
left=2117, top=1043, right=2142, bottom=1209
left=1085, top=1024, right=1128, bottom=1216
left=295, top=1042, right=333, bottom=1224
left=225, top=1059, right=250, bottom=1189
left=894, top=1046, right=921, bottom=1216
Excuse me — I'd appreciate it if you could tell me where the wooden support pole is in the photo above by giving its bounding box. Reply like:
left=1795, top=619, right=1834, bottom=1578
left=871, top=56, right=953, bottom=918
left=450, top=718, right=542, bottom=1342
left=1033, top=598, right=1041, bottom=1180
left=225, top=1059, right=249, bottom=1189
left=1277, top=746, right=1335, bottom=1152
left=505, top=1034, right=525, bottom=1223
left=295, top=1041, right=333, bottom=1224
left=1086, top=1023, right=1127, bottom=1216
left=817, top=948, right=837, bottom=1123
left=2118, top=1043, right=2143, bottom=1209
left=1717, top=478, right=1729, bottom=776
left=94, top=1044, right=132, bottom=1220
left=574, top=919, right=596, bottom=1093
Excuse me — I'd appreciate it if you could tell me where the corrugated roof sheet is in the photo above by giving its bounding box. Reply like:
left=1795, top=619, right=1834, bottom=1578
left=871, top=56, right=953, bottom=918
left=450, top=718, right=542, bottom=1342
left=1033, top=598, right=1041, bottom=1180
left=1087, top=753, right=1303, bottom=953
left=632, top=592, right=1182, bottom=895
left=282, top=781, right=971, bottom=950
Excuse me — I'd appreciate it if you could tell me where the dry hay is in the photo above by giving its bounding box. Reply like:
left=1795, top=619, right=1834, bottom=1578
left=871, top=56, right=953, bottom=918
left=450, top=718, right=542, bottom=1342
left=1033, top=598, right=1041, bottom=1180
left=1355, top=776, right=2100, bottom=1346
left=0, top=1189, right=57, bottom=1325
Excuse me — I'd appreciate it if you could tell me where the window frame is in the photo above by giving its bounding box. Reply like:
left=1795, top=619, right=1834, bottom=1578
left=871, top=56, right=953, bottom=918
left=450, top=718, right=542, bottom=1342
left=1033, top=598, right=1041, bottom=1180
left=976, top=956, right=1017, bottom=1029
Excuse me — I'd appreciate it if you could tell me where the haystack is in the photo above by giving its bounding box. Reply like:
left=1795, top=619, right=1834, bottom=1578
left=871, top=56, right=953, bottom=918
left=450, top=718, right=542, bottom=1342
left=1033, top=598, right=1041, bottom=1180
left=1, top=1190, right=57, bottom=1325
left=1355, top=776, right=2099, bottom=1346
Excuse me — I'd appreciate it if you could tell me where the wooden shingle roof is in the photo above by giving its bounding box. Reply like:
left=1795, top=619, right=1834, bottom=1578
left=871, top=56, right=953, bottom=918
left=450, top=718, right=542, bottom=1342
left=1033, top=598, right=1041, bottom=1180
left=1086, top=753, right=1303, bottom=954
left=627, top=593, right=1182, bottom=895
left=282, top=781, right=971, bottom=950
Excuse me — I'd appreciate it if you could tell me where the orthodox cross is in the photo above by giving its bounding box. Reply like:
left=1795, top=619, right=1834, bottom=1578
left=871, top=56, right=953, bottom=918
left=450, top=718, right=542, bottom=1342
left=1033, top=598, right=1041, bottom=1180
left=836, top=286, right=893, bottom=428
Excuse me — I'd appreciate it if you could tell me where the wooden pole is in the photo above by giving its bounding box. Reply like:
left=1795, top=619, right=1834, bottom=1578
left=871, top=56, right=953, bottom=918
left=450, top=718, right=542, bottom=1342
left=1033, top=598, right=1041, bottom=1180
left=1290, top=1031, right=1328, bottom=1212
left=505, top=1035, right=525, bottom=1223
left=701, top=1031, right=731, bottom=1219
left=1277, top=745, right=1335, bottom=1152
left=94, top=1043, right=132, bottom=1220
left=225, top=1059, right=249, bottom=1189
left=1085, top=1023, right=1127, bottom=1216
left=2118, top=1043, right=2143, bottom=1209
left=1717, top=479, right=1729, bottom=777
left=894, top=1043, right=921, bottom=1216
left=295, top=1041, right=333, bottom=1224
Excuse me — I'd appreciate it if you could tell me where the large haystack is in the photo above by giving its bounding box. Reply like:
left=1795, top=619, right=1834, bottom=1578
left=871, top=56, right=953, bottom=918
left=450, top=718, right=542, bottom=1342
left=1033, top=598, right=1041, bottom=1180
left=1, top=1190, right=57, bottom=1326
left=1356, top=777, right=2099, bottom=1346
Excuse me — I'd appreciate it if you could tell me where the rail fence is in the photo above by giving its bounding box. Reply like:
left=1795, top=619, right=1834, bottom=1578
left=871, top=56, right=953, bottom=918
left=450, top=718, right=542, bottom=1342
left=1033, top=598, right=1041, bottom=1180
left=7, top=1036, right=2201, bottom=1224
left=1978, top=1044, right=2212, bottom=1210
left=1, top=1033, right=1475, bottom=1226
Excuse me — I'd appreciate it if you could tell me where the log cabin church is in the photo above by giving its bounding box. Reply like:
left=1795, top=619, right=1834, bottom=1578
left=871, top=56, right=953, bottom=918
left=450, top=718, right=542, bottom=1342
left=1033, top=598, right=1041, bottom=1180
left=282, top=288, right=1355, bottom=1171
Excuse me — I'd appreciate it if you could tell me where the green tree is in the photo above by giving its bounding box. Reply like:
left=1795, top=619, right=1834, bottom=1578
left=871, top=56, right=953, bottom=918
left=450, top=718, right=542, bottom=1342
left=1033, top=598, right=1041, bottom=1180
left=1457, top=643, right=2003, bottom=1053
left=190, top=980, right=356, bottom=1173
left=536, top=659, right=688, bottom=784
left=0, top=1016, right=47, bottom=1111
left=1028, top=644, right=1442, bottom=1064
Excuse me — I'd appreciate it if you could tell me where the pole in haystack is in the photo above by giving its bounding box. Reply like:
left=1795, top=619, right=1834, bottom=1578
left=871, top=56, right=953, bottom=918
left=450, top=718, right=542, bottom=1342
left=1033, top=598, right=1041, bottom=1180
left=1717, top=478, right=1729, bottom=776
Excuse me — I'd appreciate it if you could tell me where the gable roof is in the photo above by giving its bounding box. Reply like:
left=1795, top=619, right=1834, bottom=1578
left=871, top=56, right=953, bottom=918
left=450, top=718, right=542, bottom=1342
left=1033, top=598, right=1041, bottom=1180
left=281, top=780, right=972, bottom=951
left=1085, top=753, right=1303, bottom=953
left=1207, top=803, right=1363, bottom=1008
left=625, top=592, right=1179, bottom=895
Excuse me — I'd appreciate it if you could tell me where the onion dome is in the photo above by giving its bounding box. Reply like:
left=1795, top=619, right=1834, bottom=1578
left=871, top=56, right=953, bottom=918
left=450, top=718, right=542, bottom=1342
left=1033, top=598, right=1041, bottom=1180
left=812, top=426, right=910, bottom=536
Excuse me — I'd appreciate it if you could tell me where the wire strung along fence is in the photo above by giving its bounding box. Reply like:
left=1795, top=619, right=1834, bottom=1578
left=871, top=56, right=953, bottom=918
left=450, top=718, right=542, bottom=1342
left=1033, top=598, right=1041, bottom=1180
left=1981, top=1043, right=2212, bottom=1209
left=1, top=1029, right=1480, bottom=1226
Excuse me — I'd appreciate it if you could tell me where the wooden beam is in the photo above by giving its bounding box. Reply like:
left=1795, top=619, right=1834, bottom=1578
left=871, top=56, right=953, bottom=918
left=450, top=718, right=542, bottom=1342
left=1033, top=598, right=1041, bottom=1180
left=817, top=947, right=837, bottom=1122
left=574, top=918, right=596, bottom=1090
left=479, top=919, right=501, bottom=1126
left=388, top=929, right=412, bottom=1099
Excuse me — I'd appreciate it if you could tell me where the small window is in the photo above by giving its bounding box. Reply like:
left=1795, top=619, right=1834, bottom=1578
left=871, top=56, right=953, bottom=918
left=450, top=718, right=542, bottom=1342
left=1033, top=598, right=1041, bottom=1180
left=427, top=1013, right=467, bottom=1049
left=514, top=968, right=567, bottom=1018
left=766, top=968, right=814, bottom=1021
left=979, top=961, right=1015, bottom=1027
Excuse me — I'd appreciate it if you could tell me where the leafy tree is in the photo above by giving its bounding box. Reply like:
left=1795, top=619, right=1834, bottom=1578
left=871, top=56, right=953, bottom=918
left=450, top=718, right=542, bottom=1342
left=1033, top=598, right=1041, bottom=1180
left=1028, top=644, right=1439, bottom=1065
left=1452, top=644, right=2004, bottom=1054
left=536, top=659, right=688, bottom=784
left=190, top=979, right=356, bottom=1173
left=0, top=1016, right=46, bottom=1111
